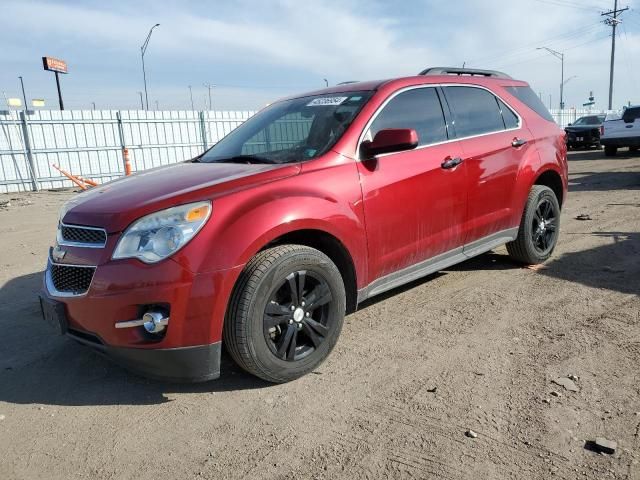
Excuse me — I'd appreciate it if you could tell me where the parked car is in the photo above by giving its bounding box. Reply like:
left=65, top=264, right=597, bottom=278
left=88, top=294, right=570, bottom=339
left=601, top=105, right=640, bottom=156
left=40, top=67, right=568, bottom=383
left=565, top=114, right=605, bottom=149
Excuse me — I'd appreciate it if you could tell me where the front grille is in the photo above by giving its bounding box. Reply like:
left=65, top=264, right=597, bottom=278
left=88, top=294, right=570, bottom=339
left=50, top=264, right=95, bottom=295
left=60, top=224, right=106, bottom=246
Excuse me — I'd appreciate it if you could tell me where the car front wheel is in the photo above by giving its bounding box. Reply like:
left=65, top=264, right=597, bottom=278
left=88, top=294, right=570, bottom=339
left=507, top=185, right=561, bottom=265
left=224, top=245, right=346, bottom=383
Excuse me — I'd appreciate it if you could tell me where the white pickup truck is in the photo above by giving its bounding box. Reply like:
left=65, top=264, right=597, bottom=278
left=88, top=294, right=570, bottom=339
left=601, top=105, right=640, bottom=156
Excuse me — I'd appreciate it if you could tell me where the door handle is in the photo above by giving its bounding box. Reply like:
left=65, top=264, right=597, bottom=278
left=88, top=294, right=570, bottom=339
left=441, top=157, right=463, bottom=169
left=512, top=138, right=528, bottom=148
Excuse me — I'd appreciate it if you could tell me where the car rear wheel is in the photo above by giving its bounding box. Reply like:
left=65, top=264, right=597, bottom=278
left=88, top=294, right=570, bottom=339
left=224, top=245, right=346, bottom=383
left=604, top=145, right=618, bottom=157
left=507, top=185, right=560, bottom=265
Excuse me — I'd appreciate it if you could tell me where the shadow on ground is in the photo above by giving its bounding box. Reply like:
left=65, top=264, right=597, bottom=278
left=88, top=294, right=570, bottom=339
left=539, top=231, right=640, bottom=296
left=0, top=271, right=270, bottom=408
left=568, top=148, right=640, bottom=161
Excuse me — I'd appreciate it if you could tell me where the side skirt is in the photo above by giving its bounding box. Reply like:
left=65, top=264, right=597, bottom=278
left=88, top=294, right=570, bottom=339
left=357, top=228, right=518, bottom=304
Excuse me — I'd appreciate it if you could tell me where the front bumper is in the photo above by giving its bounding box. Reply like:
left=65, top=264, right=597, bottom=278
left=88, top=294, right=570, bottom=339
left=68, top=327, right=221, bottom=383
left=42, top=248, right=243, bottom=382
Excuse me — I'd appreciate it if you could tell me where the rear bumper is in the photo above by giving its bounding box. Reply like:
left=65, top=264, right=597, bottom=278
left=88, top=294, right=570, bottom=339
left=601, top=137, right=640, bottom=147
left=68, top=329, right=221, bottom=383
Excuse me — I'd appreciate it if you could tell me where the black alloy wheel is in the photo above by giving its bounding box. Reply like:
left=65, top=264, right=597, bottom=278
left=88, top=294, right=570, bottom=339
left=531, top=197, right=558, bottom=255
left=224, top=244, right=346, bottom=383
left=263, top=270, right=333, bottom=362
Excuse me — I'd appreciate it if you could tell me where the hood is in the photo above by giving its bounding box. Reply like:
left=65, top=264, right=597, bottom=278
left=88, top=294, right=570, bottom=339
left=62, top=162, right=300, bottom=232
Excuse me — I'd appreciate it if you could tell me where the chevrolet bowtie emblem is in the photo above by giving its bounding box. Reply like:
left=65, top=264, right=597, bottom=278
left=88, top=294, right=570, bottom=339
left=52, top=246, right=67, bottom=262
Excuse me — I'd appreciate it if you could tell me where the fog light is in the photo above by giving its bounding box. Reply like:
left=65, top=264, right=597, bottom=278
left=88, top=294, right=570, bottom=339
left=143, top=311, right=169, bottom=334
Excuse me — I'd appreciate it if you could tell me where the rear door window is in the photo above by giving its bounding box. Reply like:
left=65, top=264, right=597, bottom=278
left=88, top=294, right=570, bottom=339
left=443, top=86, right=506, bottom=138
left=497, top=99, right=519, bottom=130
left=369, top=87, right=448, bottom=146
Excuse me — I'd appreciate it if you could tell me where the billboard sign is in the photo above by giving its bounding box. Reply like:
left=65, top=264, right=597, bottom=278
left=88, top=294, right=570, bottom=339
left=42, top=56, right=68, bottom=74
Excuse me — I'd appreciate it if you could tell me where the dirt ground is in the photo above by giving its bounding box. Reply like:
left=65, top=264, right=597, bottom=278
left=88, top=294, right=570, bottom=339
left=0, top=149, right=639, bottom=480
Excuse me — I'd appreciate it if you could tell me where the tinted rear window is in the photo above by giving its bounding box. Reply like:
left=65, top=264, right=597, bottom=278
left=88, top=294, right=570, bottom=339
left=443, top=86, right=505, bottom=137
left=623, top=107, right=640, bottom=122
left=505, top=86, right=555, bottom=123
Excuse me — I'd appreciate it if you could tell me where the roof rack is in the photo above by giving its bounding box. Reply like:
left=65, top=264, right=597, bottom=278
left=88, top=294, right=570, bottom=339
left=419, top=67, right=512, bottom=79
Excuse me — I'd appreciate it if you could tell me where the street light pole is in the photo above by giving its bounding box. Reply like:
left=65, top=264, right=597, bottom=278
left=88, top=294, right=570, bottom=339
left=203, top=83, right=214, bottom=111
left=138, top=91, right=144, bottom=109
left=18, top=76, right=28, bottom=110
left=140, top=23, right=160, bottom=110
left=323, top=78, right=328, bottom=87
left=188, top=85, right=194, bottom=110
left=537, top=47, right=565, bottom=109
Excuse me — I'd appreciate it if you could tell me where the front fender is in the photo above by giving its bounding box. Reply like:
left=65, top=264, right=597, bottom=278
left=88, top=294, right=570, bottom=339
left=170, top=163, right=368, bottom=286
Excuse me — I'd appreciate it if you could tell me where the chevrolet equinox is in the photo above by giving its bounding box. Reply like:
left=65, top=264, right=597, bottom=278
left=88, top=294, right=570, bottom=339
left=40, top=67, right=568, bottom=383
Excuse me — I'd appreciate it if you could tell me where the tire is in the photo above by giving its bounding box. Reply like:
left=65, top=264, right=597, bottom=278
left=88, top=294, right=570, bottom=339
left=224, top=245, right=346, bottom=383
left=604, top=145, right=617, bottom=157
left=507, top=185, right=561, bottom=265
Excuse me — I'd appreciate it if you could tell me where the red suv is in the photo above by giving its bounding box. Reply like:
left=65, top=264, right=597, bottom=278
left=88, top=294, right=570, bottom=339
left=40, top=68, right=567, bottom=383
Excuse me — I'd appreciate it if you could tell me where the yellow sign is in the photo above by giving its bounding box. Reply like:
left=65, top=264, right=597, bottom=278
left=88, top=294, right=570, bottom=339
left=7, top=98, right=22, bottom=107
left=32, top=99, right=45, bottom=107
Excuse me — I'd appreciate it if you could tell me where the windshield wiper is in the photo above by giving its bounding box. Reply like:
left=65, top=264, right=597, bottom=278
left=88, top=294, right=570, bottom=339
left=214, top=155, right=281, bottom=165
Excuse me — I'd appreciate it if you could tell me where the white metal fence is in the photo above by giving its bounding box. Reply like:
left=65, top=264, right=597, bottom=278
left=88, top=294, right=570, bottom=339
left=549, top=108, right=608, bottom=128
left=0, top=110, right=254, bottom=193
left=0, top=107, right=611, bottom=193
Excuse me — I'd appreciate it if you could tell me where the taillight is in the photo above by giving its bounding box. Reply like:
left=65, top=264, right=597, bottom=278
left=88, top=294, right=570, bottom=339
left=600, top=125, right=605, bottom=136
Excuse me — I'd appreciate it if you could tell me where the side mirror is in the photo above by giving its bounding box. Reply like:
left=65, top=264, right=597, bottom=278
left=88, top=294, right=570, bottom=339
left=360, top=128, right=419, bottom=158
left=568, top=123, right=572, bottom=126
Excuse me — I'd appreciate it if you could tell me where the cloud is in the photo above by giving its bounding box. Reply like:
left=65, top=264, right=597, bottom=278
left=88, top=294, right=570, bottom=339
left=0, top=0, right=638, bottom=110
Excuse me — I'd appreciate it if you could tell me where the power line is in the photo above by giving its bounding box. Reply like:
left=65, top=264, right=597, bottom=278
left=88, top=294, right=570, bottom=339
left=467, top=22, right=603, bottom=66
left=533, top=0, right=606, bottom=12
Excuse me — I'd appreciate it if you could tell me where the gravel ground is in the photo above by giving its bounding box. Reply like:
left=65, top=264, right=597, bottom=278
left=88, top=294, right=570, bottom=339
left=0, top=149, right=639, bottom=480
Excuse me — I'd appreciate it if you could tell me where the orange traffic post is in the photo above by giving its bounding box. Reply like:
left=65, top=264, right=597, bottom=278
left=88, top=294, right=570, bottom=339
left=123, top=148, right=132, bottom=176
left=52, top=164, right=88, bottom=190
left=76, top=175, right=99, bottom=187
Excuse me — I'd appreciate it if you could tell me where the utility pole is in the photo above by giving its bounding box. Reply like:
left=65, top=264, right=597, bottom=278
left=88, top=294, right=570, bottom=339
left=188, top=85, right=194, bottom=110
left=140, top=23, right=160, bottom=110
left=137, top=91, right=144, bottom=110
left=18, top=76, right=28, bottom=110
left=203, top=83, right=214, bottom=110
left=537, top=47, right=564, bottom=109
left=602, top=1, right=628, bottom=109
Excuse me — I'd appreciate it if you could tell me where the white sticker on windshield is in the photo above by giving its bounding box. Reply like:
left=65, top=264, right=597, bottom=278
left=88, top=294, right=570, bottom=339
left=307, top=96, right=348, bottom=107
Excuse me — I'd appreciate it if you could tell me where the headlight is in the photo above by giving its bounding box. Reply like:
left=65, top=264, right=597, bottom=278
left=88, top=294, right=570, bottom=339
left=112, top=201, right=211, bottom=263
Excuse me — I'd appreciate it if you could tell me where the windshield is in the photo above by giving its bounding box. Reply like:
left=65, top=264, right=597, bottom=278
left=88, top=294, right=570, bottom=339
left=574, top=116, right=604, bottom=125
left=199, top=91, right=373, bottom=164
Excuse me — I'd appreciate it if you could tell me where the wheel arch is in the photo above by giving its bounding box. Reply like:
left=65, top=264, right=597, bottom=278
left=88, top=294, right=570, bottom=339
left=533, top=168, right=565, bottom=207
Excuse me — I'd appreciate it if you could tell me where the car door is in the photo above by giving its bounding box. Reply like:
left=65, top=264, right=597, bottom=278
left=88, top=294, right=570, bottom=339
left=442, top=85, right=529, bottom=253
left=356, top=86, right=467, bottom=285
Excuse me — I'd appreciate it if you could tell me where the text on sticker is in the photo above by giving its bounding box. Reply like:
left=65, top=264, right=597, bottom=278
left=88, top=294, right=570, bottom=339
left=307, top=97, right=348, bottom=107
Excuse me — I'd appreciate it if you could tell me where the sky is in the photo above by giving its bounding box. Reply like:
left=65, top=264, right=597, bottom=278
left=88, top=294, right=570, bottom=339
left=1, top=0, right=639, bottom=111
